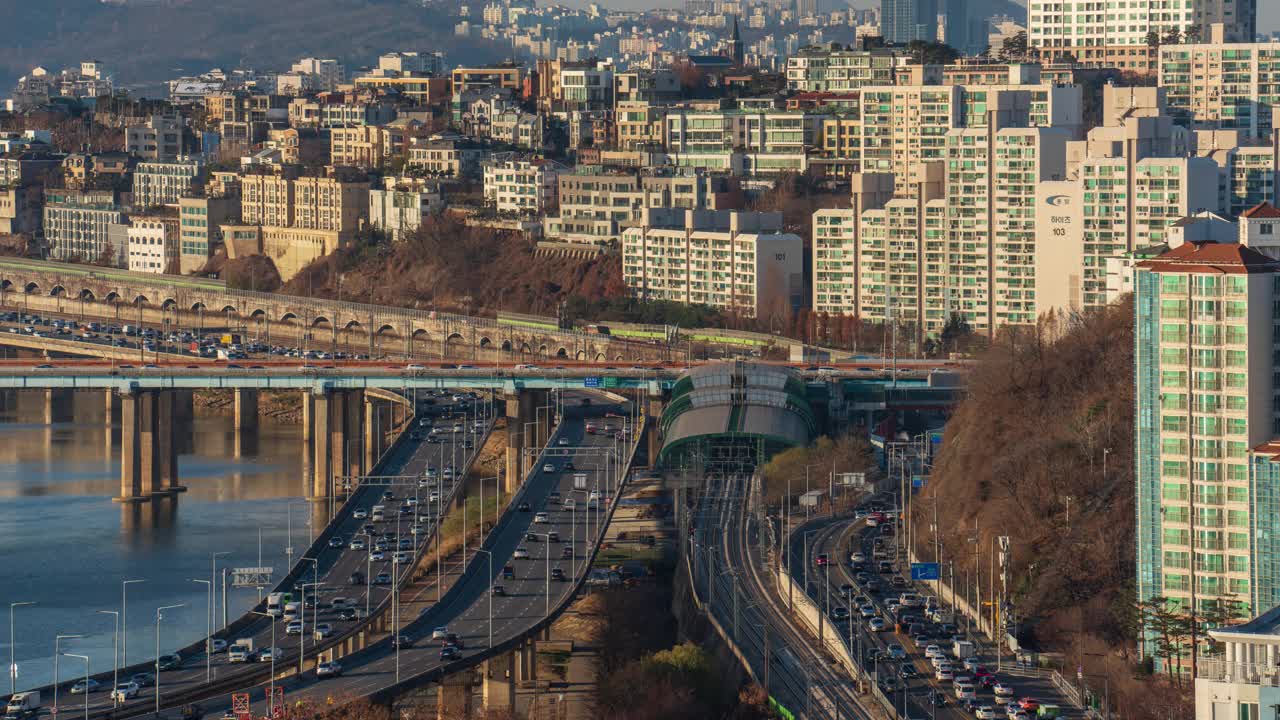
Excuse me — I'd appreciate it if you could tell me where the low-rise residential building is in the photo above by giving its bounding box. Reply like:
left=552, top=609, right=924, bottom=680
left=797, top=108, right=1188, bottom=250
left=0, top=184, right=43, bottom=236
left=544, top=168, right=741, bottom=244
left=126, top=216, right=179, bottom=274
left=125, top=113, right=185, bottom=162
left=178, top=193, right=238, bottom=274
left=483, top=159, right=564, bottom=215
left=451, top=65, right=523, bottom=93
left=1195, top=605, right=1280, bottom=720
left=43, top=188, right=124, bottom=263
left=621, top=208, right=803, bottom=318
left=490, top=110, right=547, bottom=152
left=408, top=135, right=492, bottom=178
left=368, top=177, right=446, bottom=242
left=330, top=125, right=407, bottom=169
left=132, top=159, right=204, bottom=210
left=784, top=45, right=898, bottom=93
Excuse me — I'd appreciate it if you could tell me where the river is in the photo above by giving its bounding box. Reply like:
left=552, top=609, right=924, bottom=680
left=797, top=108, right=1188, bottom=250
left=0, top=390, right=322, bottom=691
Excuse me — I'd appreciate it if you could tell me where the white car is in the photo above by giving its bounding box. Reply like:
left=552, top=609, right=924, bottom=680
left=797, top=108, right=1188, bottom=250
left=316, top=660, right=343, bottom=678
left=70, top=678, right=100, bottom=694
left=1006, top=707, right=1029, bottom=720
left=868, top=617, right=887, bottom=631
left=542, top=463, right=556, bottom=473
left=393, top=551, right=412, bottom=564
left=513, top=547, right=530, bottom=559
left=924, top=644, right=944, bottom=659
left=976, top=707, right=999, bottom=720
left=534, top=512, right=550, bottom=524
left=936, top=667, right=955, bottom=681
left=259, top=647, right=279, bottom=662
left=993, top=683, right=1015, bottom=700
left=432, top=626, right=449, bottom=640
left=369, top=550, right=386, bottom=562
left=208, top=638, right=227, bottom=653
left=312, top=623, right=334, bottom=639
left=353, top=508, right=368, bottom=519
left=111, top=681, right=139, bottom=702
left=955, top=682, right=976, bottom=700
left=349, top=538, right=367, bottom=550
left=850, top=552, right=866, bottom=563
left=285, top=621, right=304, bottom=635
left=557, top=437, right=569, bottom=446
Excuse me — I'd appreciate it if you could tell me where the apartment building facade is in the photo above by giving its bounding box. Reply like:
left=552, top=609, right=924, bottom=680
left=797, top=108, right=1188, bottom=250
left=369, top=177, right=445, bottom=242
left=43, top=189, right=123, bottom=263
left=544, top=169, right=739, bottom=244
left=126, top=217, right=179, bottom=274
left=784, top=46, right=898, bottom=93
left=1160, top=42, right=1280, bottom=140
left=621, top=208, right=803, bottom=318
left=483, top=159, right=563, bottom=216
left=132, top=159, right=203, bottom=210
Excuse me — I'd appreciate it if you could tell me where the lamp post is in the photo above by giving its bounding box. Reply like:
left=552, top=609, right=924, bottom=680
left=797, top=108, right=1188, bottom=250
left=474, top=549, right=495, bottom=649
left=9, top=601, right=34, bottom=696
left=211, top=551, right=230, bottom=631
left=154, top=604, right=185, bottom=715
left=121, top=579, right=145, bottom=669
left=534, top=532, right=553, bottom=617
left=248, top=611, right=277, bottom=714
left=190, top=579, right=212, bottom=684
left=52, top=633, right=84, bottom=717
left=61, top=653, right=89, bottom=720
left=300, top=558, right=319, bottom=671
left=95, top=610, right=119, bottom=703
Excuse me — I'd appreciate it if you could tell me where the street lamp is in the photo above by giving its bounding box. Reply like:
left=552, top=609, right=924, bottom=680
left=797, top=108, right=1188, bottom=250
left=154, top=603, right=186, bottom=715
left=474, top=549, right=495, bottom=649
left=60, top=653, right=89, bottom=720
left=533, top=532, right=554, bottom=618
left=9, top=601, right=34, bottom=696
left=211, top=551, right=231, bottom=631
left=95, top=610, right=119, bottom=703
left=52, top=633, right=84, bottom=718
left=121, top=579, right=145, bottom=668
left=248, top=611, right=278, bottom=714
left=190, top=579, right=212, bottom=684
left=299, top=558, right=320, bottom=672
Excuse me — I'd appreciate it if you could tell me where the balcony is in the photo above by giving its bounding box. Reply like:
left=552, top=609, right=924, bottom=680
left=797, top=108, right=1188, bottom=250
left=1196, top=659, right=1280, bottom=687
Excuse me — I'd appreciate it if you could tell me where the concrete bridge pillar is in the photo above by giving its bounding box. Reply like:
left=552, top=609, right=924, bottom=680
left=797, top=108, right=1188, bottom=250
left=647, top=394, right=665, bottom=465
left=172, top=389, right=194, bottom=455
left=505, top=389, right=540, bottom=492
left=364, top=396, right=377, bottom=474
left=301, top=392, right=314, bottom=443
left=436, top=672, right=474, bottom=720
left=43, top=388, right=73, bottom=425
left=104, top=389, right=120, bottom=425
left=234, top=388, right=259, bottom=433
left=312, top=391, right=333, bottom=498
left=156, top=391, right=182, bottom=493
left=115, top=390, right=163, bottom=502
left=482, top=651, right=516, bottom=712
left=343, top=389, right=365, bottom=480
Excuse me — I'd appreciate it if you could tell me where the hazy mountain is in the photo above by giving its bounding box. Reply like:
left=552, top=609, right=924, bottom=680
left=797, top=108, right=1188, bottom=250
left=0, top=0, right=508, bottom=95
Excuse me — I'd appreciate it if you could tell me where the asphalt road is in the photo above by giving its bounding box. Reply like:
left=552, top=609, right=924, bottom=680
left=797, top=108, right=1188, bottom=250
left=797, top=509, right=1083, bottom=720
left=39, top=392, right=496, bottom=719
left=187, top=394, right=637, bottom=718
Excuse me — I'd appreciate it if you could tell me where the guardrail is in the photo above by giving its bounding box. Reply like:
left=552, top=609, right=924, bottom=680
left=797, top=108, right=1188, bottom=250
left=366, top=413, right=646, bottom=703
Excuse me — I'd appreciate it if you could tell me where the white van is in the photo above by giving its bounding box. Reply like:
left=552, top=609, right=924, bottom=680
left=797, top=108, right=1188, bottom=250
left=371, top=505, right=386, bottom=522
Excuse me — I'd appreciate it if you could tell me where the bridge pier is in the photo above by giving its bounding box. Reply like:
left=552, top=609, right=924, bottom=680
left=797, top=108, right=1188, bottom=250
left=647, top=395, right=665, bottom=464
left=482, top=651, right=516, bottom=712
left=43, top=388, right=73, bottom=425
left=234, top=388, right=258, bottom=433
left=115, top=390, right=178, bottom=502
left=312, top=391, right=332, bottom=498
left=436, top=672, right=474, bottom=720
left=505, top=390, right=535, bottom=491
left=156, top=391, right=182, bottom=493
left=172, top=389, right=194, bottom=454
left=310, top=389, right=365, bottom=498
left=301, top=391, right=314, bottom=443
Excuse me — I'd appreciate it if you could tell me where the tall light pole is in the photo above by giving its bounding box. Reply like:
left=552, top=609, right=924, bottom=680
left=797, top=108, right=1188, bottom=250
left=121, top=579, right=145, bottom=669
left=300, top=558, right=319, bottom=672
left=61, top=653, right=89, bottom=720
left=211, top=551, right=230, bottom=632
left=474, top=549, right=495, bottom=649
left=248, top=611, right=277, bottom=714
left=190, top=579, right=212, bottom=683
left=9, top=601, right=34, bottom=695
left=95, top=610, right=119, bottom=703
left=153, top=604, right=185, bottom=715
left=535, top=532, right=553, bottom=617
left=52, top=633, right=84, bottom=718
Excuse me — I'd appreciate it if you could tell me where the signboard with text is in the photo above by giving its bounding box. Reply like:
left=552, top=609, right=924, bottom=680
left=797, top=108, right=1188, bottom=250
left=231, top=693, right=251, bottom=720
left=584, top=377, right=602, bottom=388
left=910, top=562, right=941, bottom=581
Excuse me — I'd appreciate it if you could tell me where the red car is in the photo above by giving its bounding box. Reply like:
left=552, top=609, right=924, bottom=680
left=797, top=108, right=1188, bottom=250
left=1018, top=698, right=1040, bottom=712
left=815, top=554, right=830, bottom=566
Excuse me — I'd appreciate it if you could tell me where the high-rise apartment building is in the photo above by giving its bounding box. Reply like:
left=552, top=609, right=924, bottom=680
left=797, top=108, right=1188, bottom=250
left=1160, top=42, right=1280, bottom=141
left=880, top=0, right=938, bottom=46
left=784, top=46, right=898, bottom=93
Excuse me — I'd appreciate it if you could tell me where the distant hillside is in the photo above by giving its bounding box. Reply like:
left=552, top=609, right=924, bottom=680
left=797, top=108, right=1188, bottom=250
left=0, top=0, right=509, bottom=95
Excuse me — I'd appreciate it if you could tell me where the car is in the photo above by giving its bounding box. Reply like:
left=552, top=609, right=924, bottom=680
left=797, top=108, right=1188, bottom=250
left=375, top=571, right=392, bottom=585
left=328, top=535, right=345, bottom=548
left=815, top=553, right=829, bottom=566
left=886, top=643, right=906, bottom=659
left=158, top=654, right=183, bottom=671
left=899, top=664, right=917, bottom=678
left=925, top=644, right=944, bottom=658
left=129, top=672, right=154, bottom=688
left=338, top=608, right=359, bottom=621
left=444, top=633, right=464, bottom=649
left=561, top=546, right=573, bottom=559
left=316, top=661, right=343, bottom=678
left=927, top=690, right=947, bottom=707
left=369, top=550, right=386, bottom=562
left=993, top=683, right=1014, bottom=700
left=534, top=512, right=550, bottom=524
left=382, top=490, right=396, bottom=501
left=557, top=437, right=569, bottom=446
left=868, top=617, right=887, bottom=631
left=832, top=606, right=850, bottom=621
left=349, top=537, right=367, bottom=551
left=1017, top=698, right=1040, bottom=712
left=547, top=531, right=560, bottom=542
left=1006, top=707, right=1030, bottom=720
left=963, top=657, right=983, bottom=673
left=391, top=634, right=413, bottom=648
left=393, top=551, right=412, bottom=564
left=850, top=552, right=866, bottom=563
left=313, top=623, right=334, bottom=639
left=859, top=604, right=878, bottom=618
left=518, top=502, right=531, bottom=512
left=432, top=626, right=450, bottom=640
left=492, top=585, right=505, bottom=596
left=542, top=463, right=556, bottom=473
left=208, top=638, right=228, bottom=653
left=502, top=564, right=515, bottom=579
left=936, top=667, right=955, bottom=681
left=976, top=706, right=1000, bottom=720
left=111, top=681, right=140, bottom=701
left=548, top=491, right=562, bottom=503
left=513, top=547, right=530, bottom=559
left=551, top=567, right=566, bottom=581
left=839, top=583, right=855, bottom=597
left=890, top=575, right=908, bottom=588
left=440, top=645, right=460, bottom=660
left=286, top=620, right=304, bottom=635
left=526, top=531, right=540, bottom=542
left=70, top=678, right=100, bottom=694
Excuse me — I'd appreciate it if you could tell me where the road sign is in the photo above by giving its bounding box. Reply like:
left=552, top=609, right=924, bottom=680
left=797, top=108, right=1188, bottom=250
left=231, top=567, right=274, bottom=588
left=231, top=693, right=251, bottom=720
left=836, top=472, right=866, bottom=487
left=910, top=562, right=940, bottom=581
left=912, top=474, right=925, bottom=489
left=269, top=687, right=284, bottom=719
left=602, top=377, right=619, bottom=388
left=584, top=377, right=602, bottom=388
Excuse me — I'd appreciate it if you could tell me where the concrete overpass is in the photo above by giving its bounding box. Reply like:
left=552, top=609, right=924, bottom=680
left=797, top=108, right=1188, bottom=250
left=0, top=257, right=673, bottom=362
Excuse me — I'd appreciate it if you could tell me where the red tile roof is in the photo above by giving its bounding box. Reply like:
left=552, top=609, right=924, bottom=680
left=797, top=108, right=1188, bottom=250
left=1243, top=201, right=1280, bottom=219
left=1136, top=241, right=1280, bottom=275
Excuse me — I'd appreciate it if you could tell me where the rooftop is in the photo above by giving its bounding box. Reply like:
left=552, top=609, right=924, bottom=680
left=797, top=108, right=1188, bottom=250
left=1243, top=201, right=1280, bottom=219
left=1136, top=241, right=1280, bottom=275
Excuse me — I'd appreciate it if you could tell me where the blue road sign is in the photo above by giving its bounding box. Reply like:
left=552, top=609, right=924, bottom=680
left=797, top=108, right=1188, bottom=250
left=584, top=377, right=602, bottom=388
left=911, top=562, right=940, bottom=581
left=912, top=474, right=925, bottom=488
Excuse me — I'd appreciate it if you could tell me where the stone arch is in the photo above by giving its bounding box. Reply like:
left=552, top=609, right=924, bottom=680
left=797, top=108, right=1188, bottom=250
left=556, top=347, right=569, bottom=359
left=104, top=291, right=120, bottom=303
left=519, top=342, right=532, bottom=354
left=0, top=279, right=11, bottom=291
left=191, top=302, right=207, bottom=312
left=575, top=349, right=587, bottom=360
left=501, top=340, right=512, bottom=352
left=344, top=320, right=363, bottom=331
left=614, top=355, right=625, bottom=361
left=478, top=336, right=492, bottom=348
left=220, top=305, right=238, bottom=315
left=595, top=352, right=607, bottom=362
left=538, top=344, right=549, bottom=356
left=132, top=294, right=149, bottom=306
left=312, top=316, right=332, bottom=329
left=161, top=298, right=178, bottom=310
left=279, top=312, right=299, bottom=324
left=79, top=289, right=96, bottom=301
left=23, top=282, right=38, bottom=294
left=49, top=285, right=66, bottom=297
left=249, top=309, right=267, bottom=320
left=446, top=332, right=464, bottom=344
left=375, top=324, right=398, bottom=337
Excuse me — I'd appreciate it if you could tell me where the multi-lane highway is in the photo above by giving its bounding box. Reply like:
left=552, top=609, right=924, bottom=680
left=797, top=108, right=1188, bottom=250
left=797, top=509, right=1081, bottom=720
left=186, top=394, right=638, bottom=717
left=29, top=391, right=495, bottom=719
